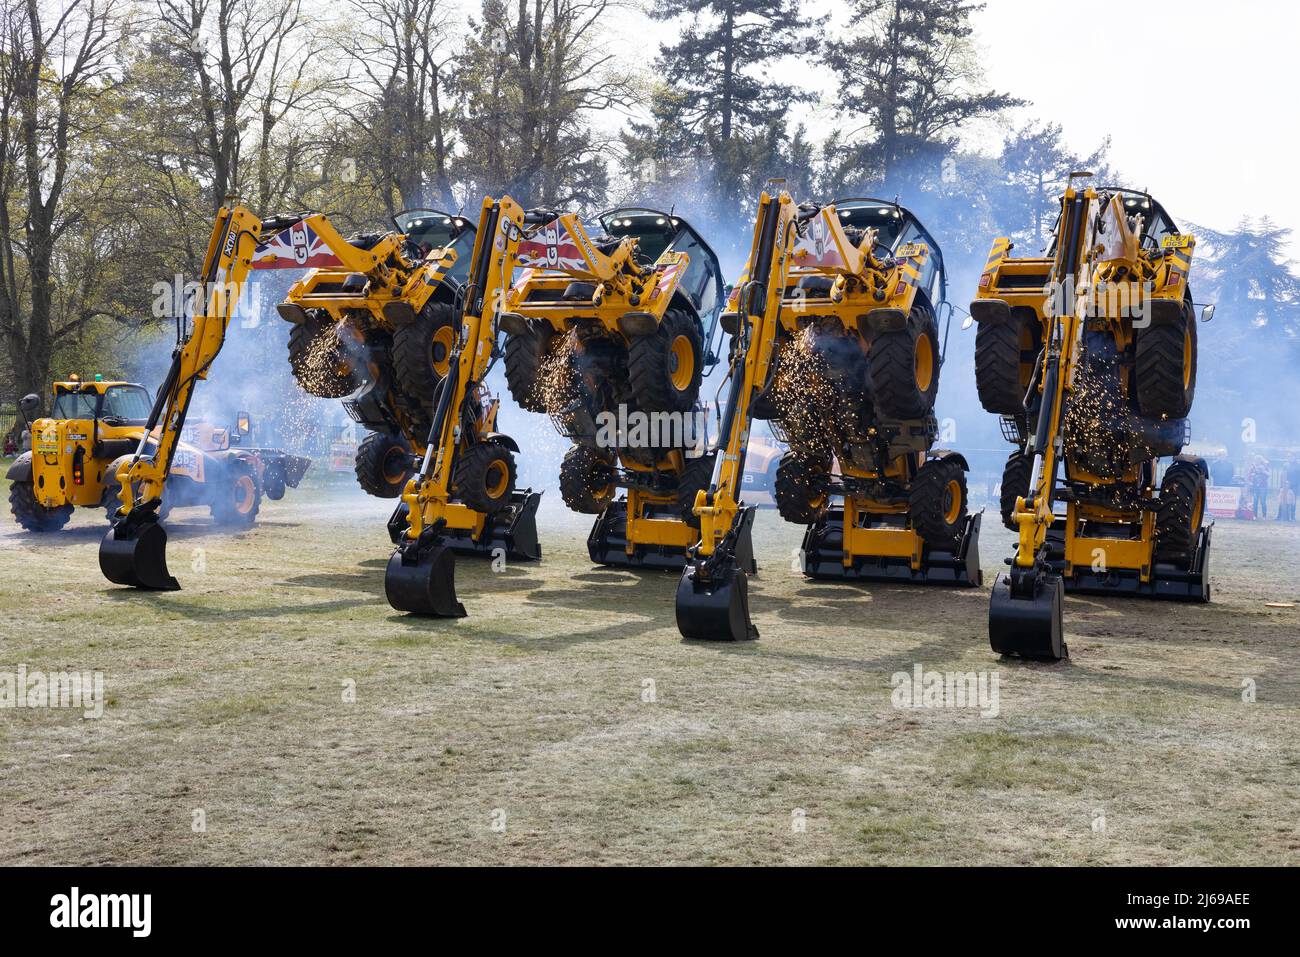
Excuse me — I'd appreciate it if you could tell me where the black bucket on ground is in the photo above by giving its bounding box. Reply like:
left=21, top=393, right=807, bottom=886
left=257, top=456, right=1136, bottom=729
left=674, top=507, right=759, bottom=642
left=99, top=512, right=180, bottom=591
left=989, top=568, right=1066, bottom=660
left=384, top=541, right=467, bottom=617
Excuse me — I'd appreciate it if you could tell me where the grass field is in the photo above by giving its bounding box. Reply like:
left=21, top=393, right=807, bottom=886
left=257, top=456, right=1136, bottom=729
left=2, top=475, right=1298, bottom=865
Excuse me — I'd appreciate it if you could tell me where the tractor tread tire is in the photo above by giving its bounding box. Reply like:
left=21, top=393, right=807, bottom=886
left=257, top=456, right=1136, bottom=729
left=355, top=432, right=412, bottom=499
left=675, top=452, right=717, bottom=528
left=288, top=317, right=361, bottom=399
left=1136, top=312, right=1195, bottom=419
left=627, top=306, right=703, bottom=414
left=559, top=444, right=617, bottom=514
left=975, top=319, right=1027, bottom=415
left=774, top=450, right=831, bottom=525
left=453, top=440, right=516, bottom=515
left=1155, top=460, right=1205, bottom=560
left=504, top=323, right=556, bottom=413
left=210, top=459, right=262, bottom=528
left=1000, top=452, right=1033, bottom=531
left=393, top=302, right=457, bottom=420
left=909, top=457, right=967, bottom=546
left=8, top=481, right=72, bottom=532
left=869, top=317, right=939, bottom=419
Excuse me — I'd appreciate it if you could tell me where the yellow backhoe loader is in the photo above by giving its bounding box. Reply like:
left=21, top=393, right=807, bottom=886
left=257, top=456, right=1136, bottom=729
left=972, top=176, right=1213, bottom=659
left=676, top=189, right=982, bottom=641
left=383, top=194, right=542, bottom=615
left=99, top=200, right=539, bottom=602
left=497, top=206, right=726, bottom=569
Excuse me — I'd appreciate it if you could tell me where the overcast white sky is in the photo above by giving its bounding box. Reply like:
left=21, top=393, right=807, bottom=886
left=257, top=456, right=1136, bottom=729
left=460, top=0, right=1300, bottom=256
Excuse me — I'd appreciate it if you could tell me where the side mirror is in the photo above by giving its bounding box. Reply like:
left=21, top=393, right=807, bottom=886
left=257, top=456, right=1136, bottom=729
left=18, top=394, right=40, bottom=422
left=236, top=411, right=251, bottom=435
left=1199, top=303, right=1215, bottom=323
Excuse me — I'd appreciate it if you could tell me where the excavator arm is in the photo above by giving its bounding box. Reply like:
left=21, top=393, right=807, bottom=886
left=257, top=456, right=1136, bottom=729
left=675, top=189, right=801, bottom=641
left=990, top=179, right=1096, bottom=658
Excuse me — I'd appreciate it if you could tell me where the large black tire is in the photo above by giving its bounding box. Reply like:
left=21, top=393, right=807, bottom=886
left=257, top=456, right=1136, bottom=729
left=675, top=452, right=717, bottom=528
left=354, top=432, right=412, bottom=499
left=210, top=458, right=262, bottom=528
left=909, top=457, right=968, bottom=546
left=393, top=302, right=457, bottom=419
left=1154, top=459, right=1206, bottom=560
left=9, top=481, right=72, bottom=532
left=559, top=444, right=617, bottom=514
left=999, top=451, right=1032, bottom=531
left=287, top=315, right=362, bottom=398
left=504, top=322, right=558, bottom=413
left=975, top=309, right=1039, bottom=415
left=1135, top=305, right=1196, bottom=418
left=627, top=306, right=703, bottom=414
left=262, top=465, right=287, bottom=501
left=869, top=313, right=940, bottom=419
left=453, top=440, right=516, bottom=514
left=774, top=449, right=831, bottom=524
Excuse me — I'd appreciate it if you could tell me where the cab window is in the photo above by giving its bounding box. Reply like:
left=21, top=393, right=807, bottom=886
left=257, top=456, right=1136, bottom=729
left=102, top=386, right=152, bottom=422
left=898, top=220, right=944, bottom=306
left=669, top=229, right=720, bottom=316
left=51, top=392, right=99, bottom=420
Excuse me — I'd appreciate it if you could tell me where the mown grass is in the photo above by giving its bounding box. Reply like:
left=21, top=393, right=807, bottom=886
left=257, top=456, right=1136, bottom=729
left=1, top=483, right=1298, bottom=865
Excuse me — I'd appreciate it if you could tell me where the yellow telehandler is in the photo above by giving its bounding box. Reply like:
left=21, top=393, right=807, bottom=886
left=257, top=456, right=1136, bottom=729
left=8, top=377, right=307, bottom=534
left=99, top=200, right=540, bottom=606
left=497, top=205, right=726, bottom=569
left=971, top=176, right=1213, bottom=659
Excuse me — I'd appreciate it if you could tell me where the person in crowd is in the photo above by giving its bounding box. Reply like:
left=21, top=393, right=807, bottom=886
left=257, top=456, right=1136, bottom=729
left=1279, top=479, right=1296, bottom=522
left=1247, top=458, right=1270, bottom=520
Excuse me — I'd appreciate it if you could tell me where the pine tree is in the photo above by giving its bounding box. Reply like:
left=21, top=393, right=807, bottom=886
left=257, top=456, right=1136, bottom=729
left=997, top=122, right=1111, bottom=251
left=625, top=0, right=822, bottom=205
left=823, top=0, right=1020, bottom=191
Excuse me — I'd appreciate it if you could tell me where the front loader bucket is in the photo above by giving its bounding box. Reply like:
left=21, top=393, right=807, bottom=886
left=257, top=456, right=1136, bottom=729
left=99, top=515, right=180, bottom=591
left=676, top=559, right=759, bottom=642
left=989, top=570, right=1066, bottom=660
left=384, top=542, right=467, bottom=617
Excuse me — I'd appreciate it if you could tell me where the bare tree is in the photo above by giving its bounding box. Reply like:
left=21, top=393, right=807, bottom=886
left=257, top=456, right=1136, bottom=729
left=333, top=0, right=458, bottom=216
left=457, top=0, right=637, bottom=207
left=0, top=0, right=123, bottom=409
left=154, top=0, right=328, bottom=212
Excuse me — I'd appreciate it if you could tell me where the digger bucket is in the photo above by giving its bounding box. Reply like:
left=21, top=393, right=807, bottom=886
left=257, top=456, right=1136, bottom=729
left=676, top=558, right=759, bottom=642
left=99, top=514, right=180, bottom=591
left=989, top=570, right=1066, bottom=660
left=384, top=542, right=467, bottom=617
